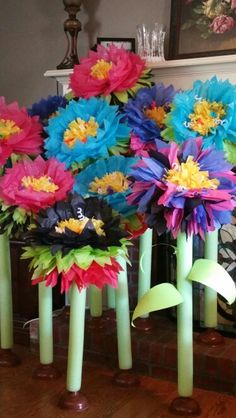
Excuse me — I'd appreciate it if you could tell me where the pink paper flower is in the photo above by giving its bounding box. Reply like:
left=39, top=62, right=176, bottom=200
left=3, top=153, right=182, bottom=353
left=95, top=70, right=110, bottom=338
left=32, top=258, right=122, bottom=293
left=210, top=15, right=235, bottom=34
left=70, top=44, right=146, bottom=99
left=0, top=97, right=43, bottom=165
left=0, top=156, right=74, bottom=213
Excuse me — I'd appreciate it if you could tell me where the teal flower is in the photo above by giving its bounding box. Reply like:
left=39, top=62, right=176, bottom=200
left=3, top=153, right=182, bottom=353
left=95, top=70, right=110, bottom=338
left=45, top=98, right=130, bottom=170
left=74, top=156, right=138, bottom=217
left=162, top=76, right=236, bottom=150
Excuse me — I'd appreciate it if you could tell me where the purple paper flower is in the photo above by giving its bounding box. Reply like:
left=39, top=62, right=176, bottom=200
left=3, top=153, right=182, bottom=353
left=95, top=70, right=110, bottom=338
left=127, top=137, right=236, bottom=239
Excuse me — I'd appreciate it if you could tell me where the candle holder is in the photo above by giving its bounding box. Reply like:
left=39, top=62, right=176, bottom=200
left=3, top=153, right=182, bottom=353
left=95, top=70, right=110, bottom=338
left=57, top=0, right=82, bottom=70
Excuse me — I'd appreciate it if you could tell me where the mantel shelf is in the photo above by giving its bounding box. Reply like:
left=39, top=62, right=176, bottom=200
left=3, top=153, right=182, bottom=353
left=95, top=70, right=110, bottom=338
left=44, top=54, right=236, bottom=94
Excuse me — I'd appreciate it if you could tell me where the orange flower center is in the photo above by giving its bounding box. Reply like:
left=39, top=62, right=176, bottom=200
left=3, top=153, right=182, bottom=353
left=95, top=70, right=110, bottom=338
left=90, top=59, right=113, bottom=80
left=0, top=119, right=21, bottom=140
left=21, top=175, right=59, bottom=193
left=64, top=117, right=99, bottom=148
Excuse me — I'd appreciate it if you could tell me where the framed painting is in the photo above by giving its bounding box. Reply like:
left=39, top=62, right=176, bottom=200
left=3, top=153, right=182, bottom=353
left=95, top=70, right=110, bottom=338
left=169, top=0, right=236, bottom=59
left=97, top=37, right=135, bottom=52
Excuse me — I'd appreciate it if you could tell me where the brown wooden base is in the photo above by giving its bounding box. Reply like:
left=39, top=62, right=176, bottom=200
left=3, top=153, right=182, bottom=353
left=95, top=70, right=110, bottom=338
left=58, top=390, right=89, bottom=411
left=0, top=348, right=21, bottom=367
left=103, top=308, right=116, bottom=322
left=113, top=370, right=140, bottom=387
left=57, top=305, right=70, bottom=322
left=169, top=396, right=201, bottom=416
left=32, top=363, right=61, bottom=380
left=86, top=316, right=107, bottom=331
left=133, top=317, right=156, bottom=332
left=198, top=328, right=224, bottom=346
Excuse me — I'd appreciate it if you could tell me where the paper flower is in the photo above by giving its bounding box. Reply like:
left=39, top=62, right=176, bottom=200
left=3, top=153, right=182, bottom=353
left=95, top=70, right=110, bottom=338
left=74, top=155, right=146, bottom=237
left=0, top=156, right=74, bottom=235
left=162, top=76, right=236, bottom=151
left=124, top=83, right=177, bottom=143
left=130, top=134, right=157, bottom=157
left=0, top=97, right=43, bottom=166
left=70, top=44, right=152, bottom=103
left=45, top=97, right=130, bottom=170
left=28, top=95, right=68, bottom=125
left=128, top=138, right=236, bottom=239
left=22, top=194, right=129, bottom=292
left=74, top=156, right=138, bottom=217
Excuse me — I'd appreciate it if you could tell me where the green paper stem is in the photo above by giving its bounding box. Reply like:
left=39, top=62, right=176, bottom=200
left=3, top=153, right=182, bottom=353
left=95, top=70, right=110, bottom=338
left=0, top=233, right=13, bottom=349
left=89, top=285, right=102, bottom=317
left=204, top=230, right=218, bottom=328
left=107, top=286, right=116, bottom=309
left=38, top=282, right=53, bottom=364
left=138, top=228, right=153, bottom=319
left=176, top=232, right=193, bottom=397
left=115, top=256, right=132, bottom=370
left=67, top=284, right=86, bottom=392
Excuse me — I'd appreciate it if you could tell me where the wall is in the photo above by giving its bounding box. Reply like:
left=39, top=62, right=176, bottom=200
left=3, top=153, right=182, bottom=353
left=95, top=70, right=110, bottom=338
left=0, top=0, right=171, bottom=107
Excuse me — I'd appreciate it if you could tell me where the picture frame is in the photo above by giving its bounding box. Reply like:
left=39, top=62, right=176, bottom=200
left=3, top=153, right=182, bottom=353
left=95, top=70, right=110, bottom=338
left=97, top=37, right=135, bottom=52
left=169, top=0, right=236, bottom=59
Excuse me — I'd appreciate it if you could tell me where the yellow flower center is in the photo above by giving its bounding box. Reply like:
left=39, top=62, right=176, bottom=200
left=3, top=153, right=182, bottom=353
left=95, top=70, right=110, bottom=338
left=145, top=104, right=167, bottom=128
left=0, top=119, right=21, bottom=139
left=64, top=117, right=99, bottom=148
left=21, top=176, right=59, bottom=193
left=164, top=156, right=220, bottom=190
left=55, top=217, right=105, bottom=236
left=187, top=100, right=226, bottom=136
left=89, top=172, right=129, bottom=195
left=90, top=59, right=113, bottom=80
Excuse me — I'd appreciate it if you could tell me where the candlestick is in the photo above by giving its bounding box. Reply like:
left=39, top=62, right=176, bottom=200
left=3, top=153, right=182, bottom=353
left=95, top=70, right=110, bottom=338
left=170, top=232, right=200, bottom=416
left=33, top=282, right=61, bottom=380
left=59, top=284, right=88, bottom=411
left=57, top=0, right=82, bottom=69
left=0, top=233, right=20, bottom=367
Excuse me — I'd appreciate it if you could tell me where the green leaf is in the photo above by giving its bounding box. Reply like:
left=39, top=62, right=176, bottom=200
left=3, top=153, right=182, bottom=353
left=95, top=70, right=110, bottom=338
left=114, top=91, right=129, bottom=103
left=132, top=283, right=183, bottom=325
left=188, top=259, right=236, bottom=305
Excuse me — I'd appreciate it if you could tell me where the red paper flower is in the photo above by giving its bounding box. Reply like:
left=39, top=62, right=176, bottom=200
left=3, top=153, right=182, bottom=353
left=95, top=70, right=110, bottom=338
left=0, top=156, right=74, bottom=213
left=70, top=44, right=146, bottom=100
left=0, top=97, right=43, bottom=165
left=32, top=258, right=122, bottom=293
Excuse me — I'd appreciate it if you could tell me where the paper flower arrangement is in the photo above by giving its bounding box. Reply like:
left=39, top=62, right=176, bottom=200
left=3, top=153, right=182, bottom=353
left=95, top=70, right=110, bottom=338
left=128, top=137, right=236, bottom=239
left=0, top=96, right=43, bottom=167
left=22, top=194, right=129, bottom=293
left=28, top=95, right=68, bottom=126
left=162, top=76, right=236, bottom=152
left=124, top=83, right=177, bottom=155
left=0, top=156, right=74, bottom=235
left=69, top=44, right=152, bottom=104
left=45, top=97, right=131, bottom=170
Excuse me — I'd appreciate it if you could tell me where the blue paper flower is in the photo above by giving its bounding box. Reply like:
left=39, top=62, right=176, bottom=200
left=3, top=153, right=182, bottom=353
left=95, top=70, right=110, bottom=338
left=74, top=155, right=138, bottom=217
left=123, top=83, right=177, bottom=142
left=162, top=76, right=236, bottom=150
left=45, top=98, right=131, bottom=169
left=28, top=95, right=67, bottom=125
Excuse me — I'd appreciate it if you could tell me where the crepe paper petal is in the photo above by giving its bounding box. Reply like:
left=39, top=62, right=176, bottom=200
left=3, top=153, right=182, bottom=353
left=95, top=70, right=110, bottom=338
left=0, top=96, right=43, bottom=166
left=45, top=97, right=130, bottom=170
left=74, top=155, right=138, bottom=218
left=162, top=76, right=236, bottom=154
left=128, top=137, right=236, bottom=239
left=188, top=258, right=236, bottom=305
left=69, top=44, right=152, bottom=103
left=28, top=95, right=68, bottom=126
left=224, top=140, right=236, bottom=165
left=132, top=283, right=183, bottom=325
left=124, top=83, right=177, bottom=143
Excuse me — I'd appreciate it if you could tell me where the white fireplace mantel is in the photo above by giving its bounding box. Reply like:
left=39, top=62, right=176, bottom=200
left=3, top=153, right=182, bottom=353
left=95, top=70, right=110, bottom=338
left=44, top=54, right=236, bottom=94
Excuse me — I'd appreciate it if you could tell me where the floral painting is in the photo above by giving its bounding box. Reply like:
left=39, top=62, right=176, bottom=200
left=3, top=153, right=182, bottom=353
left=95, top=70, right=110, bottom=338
left=169, top=0, right=236, bottom=59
